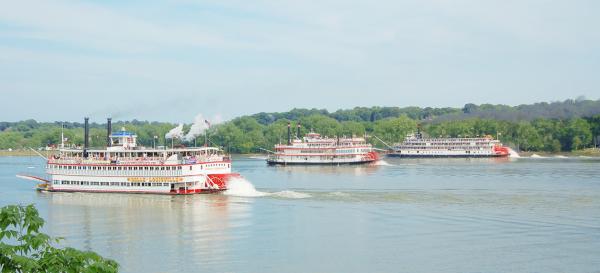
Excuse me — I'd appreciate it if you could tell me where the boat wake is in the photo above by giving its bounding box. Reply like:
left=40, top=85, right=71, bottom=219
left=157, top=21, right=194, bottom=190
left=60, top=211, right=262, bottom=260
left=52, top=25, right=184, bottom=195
left=224, top=177, right=268, bottom=197
left=270, top=190, right=311, bottom=199
left=224, top=177, right=311, bottom=199
left=507, top=147, right=520, bottom=158
left=530, top=154, right=547, bottom=158
left=374, top=160, right=393, bottom=166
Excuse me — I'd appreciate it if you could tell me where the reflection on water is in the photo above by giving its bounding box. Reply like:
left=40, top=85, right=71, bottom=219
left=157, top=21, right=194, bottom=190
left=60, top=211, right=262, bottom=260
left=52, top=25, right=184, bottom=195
left=43, top=192, right=252, bottom=272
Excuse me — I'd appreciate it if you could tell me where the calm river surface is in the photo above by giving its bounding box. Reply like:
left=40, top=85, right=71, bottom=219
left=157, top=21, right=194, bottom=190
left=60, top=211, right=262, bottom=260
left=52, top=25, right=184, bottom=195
left=1, top=156, right=599, bottom=273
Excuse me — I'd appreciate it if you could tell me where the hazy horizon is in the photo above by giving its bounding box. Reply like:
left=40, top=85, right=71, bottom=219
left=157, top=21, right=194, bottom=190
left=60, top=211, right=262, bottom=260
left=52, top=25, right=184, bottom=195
left=1, top=1, right=599, bottom=122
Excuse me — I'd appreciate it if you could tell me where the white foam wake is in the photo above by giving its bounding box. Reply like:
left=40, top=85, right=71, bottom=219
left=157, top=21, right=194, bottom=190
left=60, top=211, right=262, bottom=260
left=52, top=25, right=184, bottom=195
left=374, top=160, right=393, bottom=166
left=224, top=177, right=311, bottom=199
left=224, top=177, right=268, bottom=197
left=530, top=154, right=546, bottom=158
left=270, top=190, right=311, bottom=199
left=507, top=147, right=520, bottom=158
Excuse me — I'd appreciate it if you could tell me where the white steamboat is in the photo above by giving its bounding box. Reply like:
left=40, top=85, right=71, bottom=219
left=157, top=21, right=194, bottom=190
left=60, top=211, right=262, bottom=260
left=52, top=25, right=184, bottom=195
left=36, top=118, right=239, bottom=194
left=266, top=123, right=379, bottom=165
left=388, top=131, right=510, bottom=158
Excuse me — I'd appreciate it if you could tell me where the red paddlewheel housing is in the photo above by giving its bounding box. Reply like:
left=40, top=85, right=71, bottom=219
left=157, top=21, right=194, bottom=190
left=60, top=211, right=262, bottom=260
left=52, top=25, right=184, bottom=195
left=366, top=151, right=379, bottom=161
left=493, top=146, right=510, bottom=156
left=207, top=173, right=241, bottom=190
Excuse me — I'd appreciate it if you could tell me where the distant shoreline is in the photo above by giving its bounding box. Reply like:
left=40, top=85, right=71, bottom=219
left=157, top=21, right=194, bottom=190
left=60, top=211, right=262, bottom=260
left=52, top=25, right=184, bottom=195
left=2, top=149, right=599, bottom=158
left=0, top=150, right=58, bottom=157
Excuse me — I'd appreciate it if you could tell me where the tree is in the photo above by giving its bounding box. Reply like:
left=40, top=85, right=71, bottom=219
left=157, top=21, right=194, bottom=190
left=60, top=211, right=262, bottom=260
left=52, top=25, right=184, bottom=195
left=0, top=204, right=118, bottom=272
left=462, top=103, right=479, bottom=114
left=514, top=122, right=543, bottom=151
left=560, top=118, right=592, bottom=150
left=372, top=116, right=417, bottom=144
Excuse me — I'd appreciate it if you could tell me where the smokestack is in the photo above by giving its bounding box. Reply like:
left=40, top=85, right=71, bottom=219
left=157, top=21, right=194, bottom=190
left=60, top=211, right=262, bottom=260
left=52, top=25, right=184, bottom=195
left=107, top=118, right=112, bottom=147
left=84, top=117, right=89, bottom=158
left=297, top=122, right=301, bottom=139
left=287, top=123, right=291, bottom=145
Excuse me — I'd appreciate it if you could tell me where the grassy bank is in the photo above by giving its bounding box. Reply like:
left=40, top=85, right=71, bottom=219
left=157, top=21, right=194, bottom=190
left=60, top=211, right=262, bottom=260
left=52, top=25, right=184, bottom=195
left=504, top=148, right=600, bottom=157
left=571, top=148, right=600, bottom=157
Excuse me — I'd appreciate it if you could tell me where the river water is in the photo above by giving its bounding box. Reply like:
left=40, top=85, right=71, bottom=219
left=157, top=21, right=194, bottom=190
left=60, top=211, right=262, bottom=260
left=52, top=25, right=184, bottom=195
left=1, top=156, right=599, bottom=273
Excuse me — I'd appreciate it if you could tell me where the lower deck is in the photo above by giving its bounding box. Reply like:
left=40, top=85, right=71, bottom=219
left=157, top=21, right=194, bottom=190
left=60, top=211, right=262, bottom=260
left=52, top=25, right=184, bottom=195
left=48, top=179, right=218, bottom=194
left=267, top=154, right=377, bottom=165
left=266, top=159, right=376, bottom=165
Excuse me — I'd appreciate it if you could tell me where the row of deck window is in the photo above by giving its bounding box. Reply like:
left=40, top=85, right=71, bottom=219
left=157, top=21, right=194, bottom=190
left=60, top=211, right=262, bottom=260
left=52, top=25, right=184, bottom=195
left=396, top=146, right=488, bottom=150
left=53, top=180, right=170, bottom=187
left=49, top=164, right=229, bottom=172
left=406, top=150, right=487, bottom=154
left=49, top=165, right=183, bottom=171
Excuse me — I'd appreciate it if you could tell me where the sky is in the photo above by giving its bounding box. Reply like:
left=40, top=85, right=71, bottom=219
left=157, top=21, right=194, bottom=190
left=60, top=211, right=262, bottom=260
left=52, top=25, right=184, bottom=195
left=0, top=0, right=599, bottom=122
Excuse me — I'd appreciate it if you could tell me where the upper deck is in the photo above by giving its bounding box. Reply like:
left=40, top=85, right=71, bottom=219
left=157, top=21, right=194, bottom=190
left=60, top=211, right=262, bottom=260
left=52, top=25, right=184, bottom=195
left=49, top=146, right=229, bottom=166
left=394, top=133, right=502, bottom=149
left=50, top=125, right=228, bottom=166
left=274, top=132, right=371, bottom=150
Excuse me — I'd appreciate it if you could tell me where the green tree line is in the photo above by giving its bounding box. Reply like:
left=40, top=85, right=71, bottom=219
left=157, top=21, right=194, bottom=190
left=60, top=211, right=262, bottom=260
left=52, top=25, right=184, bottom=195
left=2, top=103, right=600, bottom=153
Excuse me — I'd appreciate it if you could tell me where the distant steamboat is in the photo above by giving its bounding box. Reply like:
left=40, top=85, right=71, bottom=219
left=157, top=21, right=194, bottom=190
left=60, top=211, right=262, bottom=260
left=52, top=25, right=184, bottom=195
left=266, top=123, right=379, bottom=165
left=387, top=131, right=510, bottom=158
left=36, top=118, right=239, bottom=194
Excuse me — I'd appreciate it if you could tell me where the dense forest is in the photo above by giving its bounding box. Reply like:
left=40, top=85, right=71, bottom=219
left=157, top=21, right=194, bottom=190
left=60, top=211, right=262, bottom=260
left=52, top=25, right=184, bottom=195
left=1, top=99, right=600, bottom=153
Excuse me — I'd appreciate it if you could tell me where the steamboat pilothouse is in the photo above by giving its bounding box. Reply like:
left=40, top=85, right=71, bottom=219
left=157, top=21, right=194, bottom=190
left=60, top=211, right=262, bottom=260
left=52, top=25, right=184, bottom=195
left=34, top=118, right=239, bottom=194
left=266, top=123, right=379, bottom=165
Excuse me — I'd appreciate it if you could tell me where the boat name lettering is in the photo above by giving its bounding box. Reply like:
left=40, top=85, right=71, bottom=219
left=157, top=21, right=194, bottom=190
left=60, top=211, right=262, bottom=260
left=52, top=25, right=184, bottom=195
left=127, top=177, right=183, bottom=182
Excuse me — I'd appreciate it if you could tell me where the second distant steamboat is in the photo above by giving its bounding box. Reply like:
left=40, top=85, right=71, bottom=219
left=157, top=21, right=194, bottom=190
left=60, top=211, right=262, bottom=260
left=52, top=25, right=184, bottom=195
left=266, top=123, right=379, bottom=165
left=387, top=130, right=510, bottom=158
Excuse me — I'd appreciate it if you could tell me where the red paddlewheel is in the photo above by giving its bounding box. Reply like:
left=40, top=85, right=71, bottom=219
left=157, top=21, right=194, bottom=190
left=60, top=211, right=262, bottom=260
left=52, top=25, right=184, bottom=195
left=207, top=173, right=241, bottom=189
left=493, top=146, right=510, bottom=156
left=366, top=151, right=380, bottom=161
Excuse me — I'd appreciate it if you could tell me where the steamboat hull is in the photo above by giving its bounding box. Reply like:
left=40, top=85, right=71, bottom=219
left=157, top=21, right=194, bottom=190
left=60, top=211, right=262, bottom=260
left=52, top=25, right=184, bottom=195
left=387, top=153, right=509, bottom=158
left=266, top=159, right=376, bottom=165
